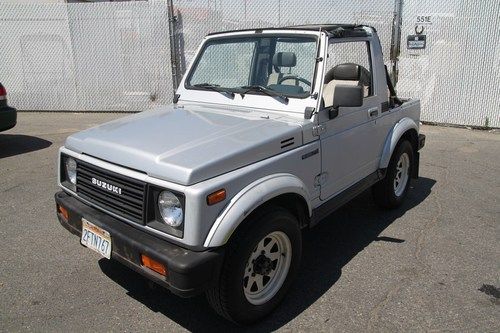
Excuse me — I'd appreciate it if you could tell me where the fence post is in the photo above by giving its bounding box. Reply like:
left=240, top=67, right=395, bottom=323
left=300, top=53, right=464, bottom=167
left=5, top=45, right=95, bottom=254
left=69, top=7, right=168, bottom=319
left=390, top=0, right=404, bottom=86
left=167, top=0, right=180, bottom=91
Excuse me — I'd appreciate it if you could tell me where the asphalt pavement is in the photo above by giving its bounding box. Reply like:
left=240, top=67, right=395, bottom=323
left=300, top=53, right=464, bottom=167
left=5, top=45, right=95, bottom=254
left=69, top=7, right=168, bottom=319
left=0, top=112, right=499, bottom=332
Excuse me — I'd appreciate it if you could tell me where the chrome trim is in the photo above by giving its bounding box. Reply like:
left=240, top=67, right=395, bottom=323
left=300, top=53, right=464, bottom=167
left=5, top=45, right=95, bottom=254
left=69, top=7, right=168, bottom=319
left=60, top=147, right=186, bottom=192
left=58, top=147, right=187, bottom=245
left=61, top=185, right=184, bottom=244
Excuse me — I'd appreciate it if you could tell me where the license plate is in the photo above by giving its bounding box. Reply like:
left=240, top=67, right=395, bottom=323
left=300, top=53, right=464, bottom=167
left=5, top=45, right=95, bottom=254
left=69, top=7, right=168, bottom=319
left=81, top=218, right=112, bottom=259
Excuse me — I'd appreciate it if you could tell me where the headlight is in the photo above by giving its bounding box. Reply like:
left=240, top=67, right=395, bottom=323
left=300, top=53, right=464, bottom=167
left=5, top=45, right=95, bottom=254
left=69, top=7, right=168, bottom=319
left=158, top=191, right=183, bottom=227
left=65, top=157, right=77, bottom=185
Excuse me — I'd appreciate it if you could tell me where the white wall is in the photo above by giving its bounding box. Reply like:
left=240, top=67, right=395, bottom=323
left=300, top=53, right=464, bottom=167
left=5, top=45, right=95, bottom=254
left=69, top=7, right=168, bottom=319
left=0, top=1, right=172, bottom=111
left=398, top=0, right=499, bottom=127
left=0, top=0, right=498, bottom=127
left=0, top=0, right=65, bottom=3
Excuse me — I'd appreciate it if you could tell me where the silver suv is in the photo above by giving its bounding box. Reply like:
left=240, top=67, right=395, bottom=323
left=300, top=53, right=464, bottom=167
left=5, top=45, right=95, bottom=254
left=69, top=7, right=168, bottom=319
left=55, top=24, right=425, bottom=324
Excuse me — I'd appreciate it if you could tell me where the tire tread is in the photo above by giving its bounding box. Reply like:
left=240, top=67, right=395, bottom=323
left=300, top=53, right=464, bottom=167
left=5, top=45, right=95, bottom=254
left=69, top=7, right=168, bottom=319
left=372, top=140, right=413, bottom=209
left=205, top=206, right=300, bottom=324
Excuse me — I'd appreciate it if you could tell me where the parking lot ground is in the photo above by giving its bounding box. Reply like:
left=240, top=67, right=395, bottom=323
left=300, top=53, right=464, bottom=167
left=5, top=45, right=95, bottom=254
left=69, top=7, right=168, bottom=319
left=0, top=112, right=499, bottom=332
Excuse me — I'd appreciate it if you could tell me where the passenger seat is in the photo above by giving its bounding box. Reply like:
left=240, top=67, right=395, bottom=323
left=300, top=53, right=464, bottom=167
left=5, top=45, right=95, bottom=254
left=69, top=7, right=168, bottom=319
left=323, top=63, right=370, bottom=107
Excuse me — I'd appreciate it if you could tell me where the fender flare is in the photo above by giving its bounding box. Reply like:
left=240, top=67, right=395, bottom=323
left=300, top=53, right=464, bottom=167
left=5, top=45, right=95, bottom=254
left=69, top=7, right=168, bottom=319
left=203, top=173, right=312, bottom=247
left=379, top=117, right=419, bottom=169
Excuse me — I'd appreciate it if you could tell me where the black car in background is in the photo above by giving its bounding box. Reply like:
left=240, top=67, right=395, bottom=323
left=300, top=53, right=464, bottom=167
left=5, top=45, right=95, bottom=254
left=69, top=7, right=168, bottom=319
left=0, top=82, right=17, bottom=132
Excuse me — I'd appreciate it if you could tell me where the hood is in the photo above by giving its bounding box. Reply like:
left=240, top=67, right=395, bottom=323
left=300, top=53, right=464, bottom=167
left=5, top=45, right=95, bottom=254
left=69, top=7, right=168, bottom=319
left=65, top=104, right=303, bottom=185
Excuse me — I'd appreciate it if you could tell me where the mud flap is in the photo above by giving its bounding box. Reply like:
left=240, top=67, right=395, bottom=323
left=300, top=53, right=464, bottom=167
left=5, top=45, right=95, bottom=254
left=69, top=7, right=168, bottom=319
left=412, top=151, right=420, bottom=179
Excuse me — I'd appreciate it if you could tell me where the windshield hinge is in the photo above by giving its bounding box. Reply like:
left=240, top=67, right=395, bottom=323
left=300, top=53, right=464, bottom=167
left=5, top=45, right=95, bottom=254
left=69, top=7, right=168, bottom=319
left=312, top=124, right=326, bottom=136
left=173, top=93, right=180, bottom=103
left=316, top=57, right=323, bottom=63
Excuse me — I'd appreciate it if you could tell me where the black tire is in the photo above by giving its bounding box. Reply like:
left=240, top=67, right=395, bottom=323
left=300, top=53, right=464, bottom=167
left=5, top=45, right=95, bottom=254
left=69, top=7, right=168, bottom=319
left=206, top=206, right=302, bottom=324
left=372, top=140, right=414, bottom=209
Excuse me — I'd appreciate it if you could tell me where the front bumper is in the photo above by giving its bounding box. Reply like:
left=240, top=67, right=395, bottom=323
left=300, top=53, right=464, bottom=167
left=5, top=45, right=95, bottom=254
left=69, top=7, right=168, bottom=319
left=55, top=191, right=224, bottom=297
left=0, top=106, right=17, bottom=132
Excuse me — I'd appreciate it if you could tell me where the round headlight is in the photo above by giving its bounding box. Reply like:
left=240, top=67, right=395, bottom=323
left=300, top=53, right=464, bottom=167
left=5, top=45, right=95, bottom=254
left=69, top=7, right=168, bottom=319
left=65, top=157, right=77, bottom=185
left=158, top=191, right=183, bottom=227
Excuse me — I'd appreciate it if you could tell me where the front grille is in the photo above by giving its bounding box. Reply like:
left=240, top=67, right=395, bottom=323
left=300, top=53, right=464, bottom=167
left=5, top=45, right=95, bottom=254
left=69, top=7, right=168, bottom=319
left=76, top=160, right=146, bottom=223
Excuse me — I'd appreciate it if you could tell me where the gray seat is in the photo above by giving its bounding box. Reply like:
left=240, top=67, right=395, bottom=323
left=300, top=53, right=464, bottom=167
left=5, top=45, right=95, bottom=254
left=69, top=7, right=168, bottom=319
left=323, top=63, right=370, bottom=107
left=267, top=52, right=297, bottom=86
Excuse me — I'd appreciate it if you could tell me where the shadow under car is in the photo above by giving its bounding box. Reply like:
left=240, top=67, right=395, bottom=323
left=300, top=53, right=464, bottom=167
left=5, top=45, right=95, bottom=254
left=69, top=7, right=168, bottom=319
left=98, top=177, right=436, bottom=331
left=0, top=134, right=52, bottom=159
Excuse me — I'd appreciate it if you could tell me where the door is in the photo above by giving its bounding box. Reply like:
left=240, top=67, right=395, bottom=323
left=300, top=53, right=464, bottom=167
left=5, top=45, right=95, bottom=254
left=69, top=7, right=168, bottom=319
left=319, top=39, right=381, bottom=200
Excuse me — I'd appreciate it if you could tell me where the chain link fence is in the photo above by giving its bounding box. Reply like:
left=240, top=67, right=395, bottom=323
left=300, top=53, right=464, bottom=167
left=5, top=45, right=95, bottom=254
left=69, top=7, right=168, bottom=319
left=398, top=0, right=499, bottom=127
left=0, top=0, right=394, bottom=112
left=0, top=0, right=498, bottom=127
left=0, top=2, right=172, bottom=111
left=172, top=0, right=394, bottom=72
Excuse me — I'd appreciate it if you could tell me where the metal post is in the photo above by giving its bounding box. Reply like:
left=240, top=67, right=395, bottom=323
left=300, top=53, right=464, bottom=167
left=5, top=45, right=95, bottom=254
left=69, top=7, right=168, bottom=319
left=244, top=0, right=247, bottom=21
left=390, top=0, right=403, bottom=86
left=167, top=0, right=180, bottom=90
left=278, top=0, right=281, bottom=26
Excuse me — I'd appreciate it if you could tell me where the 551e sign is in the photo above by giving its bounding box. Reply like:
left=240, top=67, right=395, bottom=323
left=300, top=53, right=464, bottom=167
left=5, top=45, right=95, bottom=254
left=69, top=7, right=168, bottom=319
left=416, top=16, right=432, bottom=25
left=408, top=15, right=432, bottom=50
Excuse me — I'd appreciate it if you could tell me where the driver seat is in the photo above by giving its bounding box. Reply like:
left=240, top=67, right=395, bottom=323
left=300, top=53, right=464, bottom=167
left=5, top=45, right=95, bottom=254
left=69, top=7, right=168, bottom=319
left=267, top=52, right=298, bottom=86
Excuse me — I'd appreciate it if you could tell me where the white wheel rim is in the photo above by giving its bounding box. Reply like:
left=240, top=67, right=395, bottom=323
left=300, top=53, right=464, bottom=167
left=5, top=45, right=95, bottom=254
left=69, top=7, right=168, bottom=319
left=243, top=231, right=292, bottom=305
left=393, top=152, right=410, bottom=197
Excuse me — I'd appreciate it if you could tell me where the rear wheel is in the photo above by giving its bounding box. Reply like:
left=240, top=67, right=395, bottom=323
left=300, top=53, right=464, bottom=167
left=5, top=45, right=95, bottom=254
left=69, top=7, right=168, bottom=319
left=206, top=207, right=301, bottom=324
left=372, top=140, right=414, bottom=208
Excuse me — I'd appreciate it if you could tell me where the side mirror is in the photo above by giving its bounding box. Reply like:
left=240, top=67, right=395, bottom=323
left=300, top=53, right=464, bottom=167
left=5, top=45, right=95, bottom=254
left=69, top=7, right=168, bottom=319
left=328, top=85, right=364, bottom=119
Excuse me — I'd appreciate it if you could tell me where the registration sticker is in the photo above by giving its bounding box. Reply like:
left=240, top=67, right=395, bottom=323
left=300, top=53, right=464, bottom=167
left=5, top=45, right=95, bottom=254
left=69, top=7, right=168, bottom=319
left=81, top=218, right=112, bottom=259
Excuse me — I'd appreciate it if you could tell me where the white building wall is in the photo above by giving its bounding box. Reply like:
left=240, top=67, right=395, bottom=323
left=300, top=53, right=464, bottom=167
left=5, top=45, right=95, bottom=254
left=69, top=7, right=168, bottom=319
left=0, top=0, right=498, bottom=127
left=0, top=1, right=172, bottom=111
left=398, top=0, right=499, bottom=127
left=0, top=0, right=64, bottom=3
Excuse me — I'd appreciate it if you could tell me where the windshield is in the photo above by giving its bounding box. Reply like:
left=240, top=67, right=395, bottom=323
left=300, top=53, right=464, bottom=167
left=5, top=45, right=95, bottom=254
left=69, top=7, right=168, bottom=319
left=186, top=35, right=318, bottom=98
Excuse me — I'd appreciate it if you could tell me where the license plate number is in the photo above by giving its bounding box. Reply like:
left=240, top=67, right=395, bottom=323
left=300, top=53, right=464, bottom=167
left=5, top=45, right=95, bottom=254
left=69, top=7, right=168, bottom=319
left=81, top=218, right=112, bottom=259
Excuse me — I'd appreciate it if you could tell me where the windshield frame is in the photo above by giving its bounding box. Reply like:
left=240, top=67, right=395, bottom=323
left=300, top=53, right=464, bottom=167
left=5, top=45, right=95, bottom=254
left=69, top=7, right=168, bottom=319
left=184, top=33, right=320, bottom=100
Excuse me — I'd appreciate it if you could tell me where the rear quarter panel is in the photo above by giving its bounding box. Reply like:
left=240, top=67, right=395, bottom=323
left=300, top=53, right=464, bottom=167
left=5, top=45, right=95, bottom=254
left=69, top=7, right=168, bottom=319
left=377, top=99, right=421, bottom=169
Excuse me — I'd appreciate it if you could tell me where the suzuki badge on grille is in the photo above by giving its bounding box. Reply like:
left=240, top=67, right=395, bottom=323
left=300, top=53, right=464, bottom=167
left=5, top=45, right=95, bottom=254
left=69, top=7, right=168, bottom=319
left=91, top=177, right=122, bottom=195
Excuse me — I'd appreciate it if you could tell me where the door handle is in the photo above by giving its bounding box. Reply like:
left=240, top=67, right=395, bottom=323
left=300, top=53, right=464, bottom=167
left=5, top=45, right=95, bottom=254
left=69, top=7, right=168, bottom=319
left=368, top=107, right=379, bottom=117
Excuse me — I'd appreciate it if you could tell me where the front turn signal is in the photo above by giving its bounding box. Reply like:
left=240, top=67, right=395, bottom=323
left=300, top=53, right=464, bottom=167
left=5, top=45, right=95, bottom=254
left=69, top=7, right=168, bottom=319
left=141, top=254, right=167, bottom=276
left=207, top=189, right=226, bottom=206
left=57, top=204, right=69, bottom=221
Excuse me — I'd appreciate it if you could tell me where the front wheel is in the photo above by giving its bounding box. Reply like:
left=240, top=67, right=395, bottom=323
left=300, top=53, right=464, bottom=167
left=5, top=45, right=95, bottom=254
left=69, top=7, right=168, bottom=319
left=206, top=207, right=302, bottom=324
left=372, top=140, right=414, bottom=208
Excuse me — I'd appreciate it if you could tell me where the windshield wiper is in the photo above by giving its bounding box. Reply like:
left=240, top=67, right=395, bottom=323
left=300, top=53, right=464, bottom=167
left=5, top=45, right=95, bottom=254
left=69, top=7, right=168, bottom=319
left=239, top=85, right=289, bottom=104
left=192, top=83, right=235, bottom=98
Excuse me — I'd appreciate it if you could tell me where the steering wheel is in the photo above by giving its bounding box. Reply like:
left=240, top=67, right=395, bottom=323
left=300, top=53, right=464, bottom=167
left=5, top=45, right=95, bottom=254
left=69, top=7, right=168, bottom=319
left=277, top=75, right=311, bottom=87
